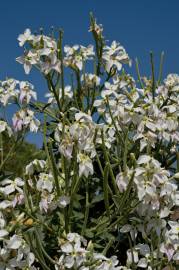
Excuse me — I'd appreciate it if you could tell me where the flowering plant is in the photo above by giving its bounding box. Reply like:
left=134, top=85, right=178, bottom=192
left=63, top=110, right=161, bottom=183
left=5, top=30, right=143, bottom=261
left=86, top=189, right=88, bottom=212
left=0, top=14, right=178, bottom=269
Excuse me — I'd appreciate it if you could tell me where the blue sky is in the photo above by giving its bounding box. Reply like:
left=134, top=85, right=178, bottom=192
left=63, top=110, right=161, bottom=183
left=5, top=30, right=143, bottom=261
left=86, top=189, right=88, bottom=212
left=0, top=0, right=179, bottom=146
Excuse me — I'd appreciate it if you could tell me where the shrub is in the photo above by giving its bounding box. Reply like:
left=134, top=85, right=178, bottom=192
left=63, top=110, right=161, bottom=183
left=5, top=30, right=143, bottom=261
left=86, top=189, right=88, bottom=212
left=0, top=14, right=178, bottom=269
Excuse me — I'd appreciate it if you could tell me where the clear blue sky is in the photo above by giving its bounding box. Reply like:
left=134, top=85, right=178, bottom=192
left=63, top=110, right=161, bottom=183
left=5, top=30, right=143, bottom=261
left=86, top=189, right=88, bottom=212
left=1, top=0, right=179, bottom=146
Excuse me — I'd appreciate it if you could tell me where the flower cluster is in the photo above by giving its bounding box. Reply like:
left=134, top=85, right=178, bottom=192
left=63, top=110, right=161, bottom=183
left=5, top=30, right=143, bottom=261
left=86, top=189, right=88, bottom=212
left=0, top=78, right=39, bottom=133
left=16, top=28, right=61, bottom=74
left=64, top=44, right=95, bottom=71
left=0, top=79, right=36, bottom=106
left=56, top=232, right=121, bottom=270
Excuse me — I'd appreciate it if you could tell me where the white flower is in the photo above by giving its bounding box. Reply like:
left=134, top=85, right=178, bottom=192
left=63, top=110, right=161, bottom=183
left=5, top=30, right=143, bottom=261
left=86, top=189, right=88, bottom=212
left=0, top=178, right=24, bottom=195
left=80, top=45, right=95, bottom=58
left=173, top=252, right=179, bottom=260
left=0, top=78, right=19, bottom=106
left=13, top=108, right=40, bottom=132
left=137, top=258, right=148, bottom=268
left=7, top=235, right=22, bottom=249
left=81, top=73, right=101, bottom=87
left=0, top=229, right=8, bottom=238
left=37, top=173, right=53, bottom=193
left=12, top=194, right=24, bottom=207
left=164, top=73, right=179, bottom=89
left=29, top=117, right=40, bottom=132
left=160, top=242, right=175, bottom=261
left=16, top=50, right=39, bottom=74
left=160, top=207, right=171, bottom=218
left=101, top=82, right=118, bottom=98
left=27, top=252, right=35, bottom=266
left=0, top=121, right=12, bottom=137
left=64, top=44, right=94, bottom=71
left=0, top=200, right=12, bottom=209
left=137, top=155, right=151, bottom=165
left=58, top=196, right=70, bottom=208
left=62, top=86, right=73, bottom=99
left=127, top=249, right=139, bottom=265
left=18, top=28, right=32, bottom=46
left=89, top=19, right=103, bottom=36
left=25, top=159, right=46, bottom=175
left=64, top=45, right=82, bottom=70
left=39, top=194, right=54, bottom=212
left=12, top=110, right=25, bottom=131
left=120, top=224, right=132, bottom=233
left=61, top=242, right=73, bottom=253
left=77, top=153, right=94, bottom=177
left=40, top=54, right=61, bottom=74
left=40, top=39, right=57, bottom=57
left=103, top=41, right=130, bottom=72
left=95, top=256, right=120, bottom=270
left=46, top=85, right=73, bottom=103
left=173, top=172, right=179, bottom=179
left=80, top=267, right=89, bottom=270
left=116, top=172, right=130, bottom=192
left=0, top=211, right=6, bottom=228
left=64, top=45, right=79, bottom=56
left=75, top=111, right=93, bottom=123
left=66, top=233, right=84, bottom=244
left=19, top=81, right=37, bottom=103
left=57, top=132, right=74, bottom=159
left=168, top=221, right=179, bottom=235
left=137, top=244, right=150, bottom=257
left=64, top=255, right=75, bottom=268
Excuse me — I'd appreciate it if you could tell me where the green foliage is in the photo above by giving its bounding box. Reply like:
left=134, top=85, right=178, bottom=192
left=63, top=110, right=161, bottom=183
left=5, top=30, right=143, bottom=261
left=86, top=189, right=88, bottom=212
left=0, top=133, right=44, bottom=177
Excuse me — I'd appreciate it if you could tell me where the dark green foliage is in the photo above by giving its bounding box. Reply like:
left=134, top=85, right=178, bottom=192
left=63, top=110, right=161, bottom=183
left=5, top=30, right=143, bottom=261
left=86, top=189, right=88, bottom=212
left=0, top=133, right=44, bottom=177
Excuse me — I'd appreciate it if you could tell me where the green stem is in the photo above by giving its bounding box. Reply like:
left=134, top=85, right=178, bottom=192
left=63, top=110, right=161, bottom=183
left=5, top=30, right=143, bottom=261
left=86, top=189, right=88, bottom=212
left=96, top=152, right=104, bottom=177
left=102, top=238, right=114, bottom=256
left=127, top=234, right=136, bottom=269
left=123, top=130, right=128, bottom=172
left=43, top=115, right=61, bottom=196
left=135, top=58, right=144, bottom=89
left=30, top=101, right=60, bottom=121
left=34, top=228, right=57, bottom=265
left=0, top=143, right=16, bottom=171
left=158, top=51, right=164, bottom=85
left=90, top=12, right=103, bottom=76
left=48, top=142, right=61, bottom=196
left=75, top=70, right=83, bottom=110
left=118, top=172, right=135, bottom=211
left=58, top=30, right=65, bottom=105
left=0, top=133, right=3, bottom=165
left=101, top=130, right=118, bottom=194
left=177, top=152, right=179, bottom=172
left=107, top=98, right=124, bottom=146
left=103, top=163, right=110, bottom=218
left=150, top=51, right=156, bottom=101
left=46, top=74, right=61, bottom=111
left=81, top=178, right=90, bottom=235
left=24, top=231, right=49, bottom=270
